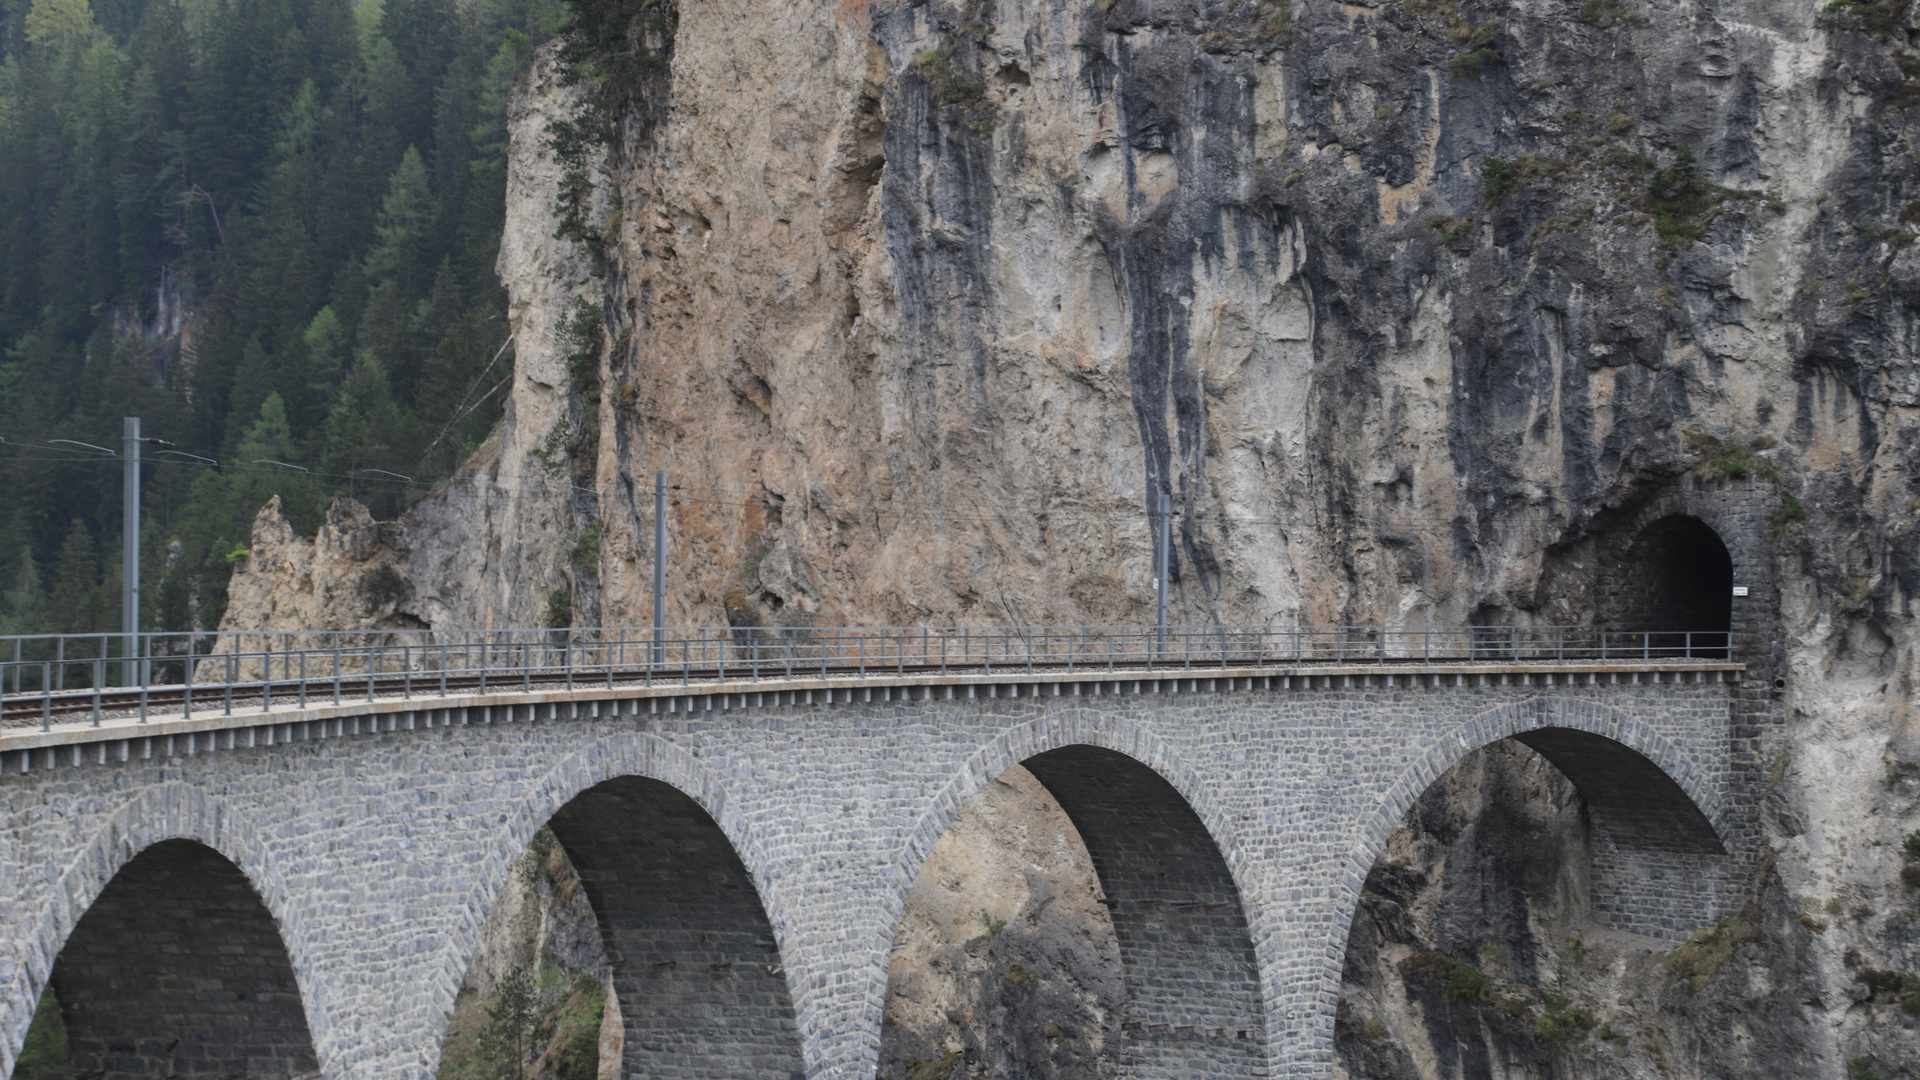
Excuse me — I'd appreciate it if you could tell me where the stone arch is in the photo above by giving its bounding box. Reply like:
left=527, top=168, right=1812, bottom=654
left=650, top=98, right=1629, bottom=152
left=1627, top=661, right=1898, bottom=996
left=1320, top=698, right=1732, bottom=1054
left=891, top=711, right=1249, bottom=903
left=6, top=785, right=320, bottom=1080
left=885, top=709, right=1266, bottom=1080
left=48, top=838, right=319, bottom=1079
left=432, top=732, right=801, bottom=1080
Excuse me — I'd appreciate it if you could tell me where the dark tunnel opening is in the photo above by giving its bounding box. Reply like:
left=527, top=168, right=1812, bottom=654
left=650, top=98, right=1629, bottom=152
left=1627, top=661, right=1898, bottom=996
left=1618, top=516, right=1733, bottom=655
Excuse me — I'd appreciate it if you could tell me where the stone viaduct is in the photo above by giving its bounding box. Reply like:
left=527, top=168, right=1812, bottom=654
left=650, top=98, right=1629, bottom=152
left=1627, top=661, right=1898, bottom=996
left=2, top=655, right=1747, bottom=1080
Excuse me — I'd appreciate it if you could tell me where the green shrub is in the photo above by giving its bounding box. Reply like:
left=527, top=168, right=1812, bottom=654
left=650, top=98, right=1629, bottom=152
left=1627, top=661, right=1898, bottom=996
left=538, top=975, right=606, bottom=1079
left=1772, top=496, right=1806, bottom=528
left=913, top=31, right=991, bottom=111
left=1684, top=431, right=1782, bottom=482
left=905, top=1052, right=964, bottom=1080
left=571, top=521, right=602, bottom=568
left=359, top=563, right=408, bottom=609
left=1642, top=145, right=1724, bottom=243
left=1534, top=1005, right=1595, bottom=1050
left=1398, top=950, right=1491, bottom=1002
left=1822, top=0, right=1908, bottom=35
left=1664, top=902, right=1765, bottom=990
left=558, top=297, right=604, bottom=392
left=1449, top=22, right=1501, bottom=74
left=1480, top=154, right=1570, bottom=207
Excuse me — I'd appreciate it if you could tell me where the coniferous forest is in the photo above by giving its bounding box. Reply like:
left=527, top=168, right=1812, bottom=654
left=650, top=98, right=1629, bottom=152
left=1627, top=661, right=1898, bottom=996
left=0, top=0, right=570, bottom=635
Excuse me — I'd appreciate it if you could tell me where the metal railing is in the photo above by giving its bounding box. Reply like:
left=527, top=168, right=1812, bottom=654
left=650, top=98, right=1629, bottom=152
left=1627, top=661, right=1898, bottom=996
left=0, top=624, right=1732, bottom=732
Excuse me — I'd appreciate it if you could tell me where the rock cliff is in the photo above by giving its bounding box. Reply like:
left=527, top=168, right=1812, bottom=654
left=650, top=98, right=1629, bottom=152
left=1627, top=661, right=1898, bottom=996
left=223, top=0, right=1920, bottom=1072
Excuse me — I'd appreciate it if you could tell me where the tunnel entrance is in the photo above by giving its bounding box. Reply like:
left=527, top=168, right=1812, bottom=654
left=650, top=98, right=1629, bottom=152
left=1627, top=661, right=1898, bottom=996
left=48, top=839, right=319, bottom=1080
left=1616, top=515, right=1733, bottom=653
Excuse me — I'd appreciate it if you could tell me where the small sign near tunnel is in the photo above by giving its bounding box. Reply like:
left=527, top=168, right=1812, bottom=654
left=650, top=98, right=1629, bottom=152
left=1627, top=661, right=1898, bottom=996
left=1732, top=586, right=1749, bottom=596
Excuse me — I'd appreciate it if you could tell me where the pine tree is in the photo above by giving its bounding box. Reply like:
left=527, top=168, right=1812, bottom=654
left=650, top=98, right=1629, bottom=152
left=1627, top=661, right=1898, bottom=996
left=23, top=0, right=91, bottom=49
left=46, top=519, right=99, bottom=635
left=365, top=145, right=434, bottom=291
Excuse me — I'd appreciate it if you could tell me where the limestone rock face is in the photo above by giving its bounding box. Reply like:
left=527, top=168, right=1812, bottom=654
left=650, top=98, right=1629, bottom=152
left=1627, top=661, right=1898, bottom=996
left=217, top=0, right=1920, bottom=1075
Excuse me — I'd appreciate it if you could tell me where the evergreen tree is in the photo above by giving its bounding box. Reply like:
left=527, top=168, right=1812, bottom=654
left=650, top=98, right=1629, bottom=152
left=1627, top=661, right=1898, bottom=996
left=23, top=0, right=91, bottom=48
left=46, top=519, right=101, bottom=635
left=366, top=145, right=435, bottom=291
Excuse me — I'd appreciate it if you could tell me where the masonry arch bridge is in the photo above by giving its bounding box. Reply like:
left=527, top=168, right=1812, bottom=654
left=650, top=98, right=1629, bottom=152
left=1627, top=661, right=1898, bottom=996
left=2, top=649, right=1745, bottom=1080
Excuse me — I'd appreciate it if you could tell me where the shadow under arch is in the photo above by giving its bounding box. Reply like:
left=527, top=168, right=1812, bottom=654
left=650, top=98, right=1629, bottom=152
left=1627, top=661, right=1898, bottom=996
left=428, top=733, right=809, bottom=1079
left=542, top=775, right=804, bottom=1079
left=889, top=715, right=1267, bottom=1080
left=1022, top=746, right=1267, bottom=1078
left=48, top=838, right=320, bottom=1079
left=6, top=784, right=323, bottom=1080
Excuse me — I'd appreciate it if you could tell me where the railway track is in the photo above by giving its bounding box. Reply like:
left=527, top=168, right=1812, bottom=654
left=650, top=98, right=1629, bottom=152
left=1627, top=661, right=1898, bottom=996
left=1, top=650, right=1725, bottom=730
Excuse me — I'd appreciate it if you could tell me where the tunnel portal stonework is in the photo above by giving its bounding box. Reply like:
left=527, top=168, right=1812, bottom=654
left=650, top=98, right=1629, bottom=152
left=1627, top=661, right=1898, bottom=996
left=1, top=670, right=1741, bottom=1080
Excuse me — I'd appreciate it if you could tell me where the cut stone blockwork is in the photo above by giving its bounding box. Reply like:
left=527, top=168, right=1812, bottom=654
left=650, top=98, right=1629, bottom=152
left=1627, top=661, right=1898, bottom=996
left=1592, top=478, right=1789, bottom=863
left=0, top=665, right=1743, bottom=1080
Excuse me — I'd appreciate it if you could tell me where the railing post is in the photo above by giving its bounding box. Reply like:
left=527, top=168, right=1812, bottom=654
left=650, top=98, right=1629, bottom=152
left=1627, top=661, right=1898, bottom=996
left=333, top=641, right=342, bottom=705
left=299, top=650, right=307, bottom=709
left=92, top=657, right=103, bottom=726
left=40, top=662, right=50, bottom=731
